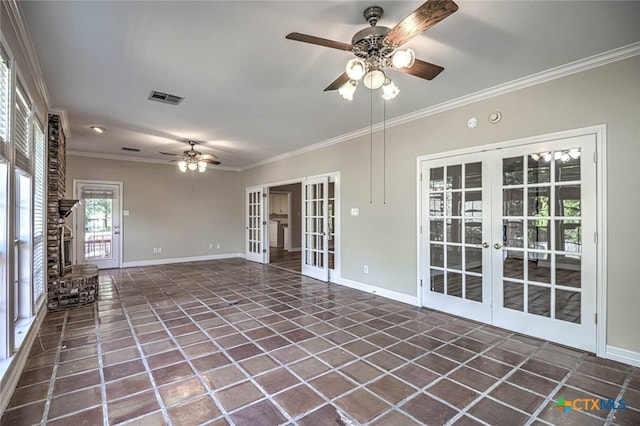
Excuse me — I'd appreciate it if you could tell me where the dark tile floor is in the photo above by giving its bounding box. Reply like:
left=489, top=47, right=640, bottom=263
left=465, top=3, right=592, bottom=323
left=1, top=258, right=638, bottom=425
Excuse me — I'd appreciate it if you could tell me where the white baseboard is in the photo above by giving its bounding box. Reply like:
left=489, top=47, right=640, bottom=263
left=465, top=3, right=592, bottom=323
left=0, top=303, right=47, bottom=417
left=606, top=345, right=640, bottom=368
left=332, top=277, right=419, bottom=307
left=122, top=253, right=245, bottom=268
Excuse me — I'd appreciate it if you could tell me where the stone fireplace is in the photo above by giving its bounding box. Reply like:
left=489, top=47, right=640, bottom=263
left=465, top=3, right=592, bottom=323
left=47, top=113, right=99, bottom=311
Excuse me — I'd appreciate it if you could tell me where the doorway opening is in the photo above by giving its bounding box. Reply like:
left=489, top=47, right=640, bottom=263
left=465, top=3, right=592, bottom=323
left=268, top=183, right=301, bottom=273
left=245, top=174, right=339, bottom=282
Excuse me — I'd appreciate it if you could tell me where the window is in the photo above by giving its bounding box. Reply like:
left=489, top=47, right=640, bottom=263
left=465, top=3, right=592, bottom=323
left=33, top=121, right=45, bottom=304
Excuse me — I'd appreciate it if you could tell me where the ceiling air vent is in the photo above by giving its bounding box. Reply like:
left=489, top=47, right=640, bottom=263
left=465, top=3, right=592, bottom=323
left=148, top=90, right=184, bottom=106
left=121, top=147, right=140, bottom=152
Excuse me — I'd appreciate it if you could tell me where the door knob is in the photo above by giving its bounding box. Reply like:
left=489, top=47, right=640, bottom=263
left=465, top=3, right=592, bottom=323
left=494, top=243, right=503, bottom=249
left=482, top=242, right=489, bottom=248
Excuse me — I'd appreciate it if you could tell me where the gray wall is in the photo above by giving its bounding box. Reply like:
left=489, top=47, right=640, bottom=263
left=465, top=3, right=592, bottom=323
left=66, top=55, right=639, bottom=354
left=66, top=157, right=244, bottom=262
left=242, top=55, right=640, bottom=353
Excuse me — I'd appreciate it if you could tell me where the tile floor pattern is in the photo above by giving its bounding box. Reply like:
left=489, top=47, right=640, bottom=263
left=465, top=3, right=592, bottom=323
left=2, top=258, right=639, bottom=426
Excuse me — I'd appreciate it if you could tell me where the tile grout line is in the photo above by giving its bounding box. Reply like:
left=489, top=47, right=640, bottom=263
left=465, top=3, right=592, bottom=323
left=93, top=295, right=110, bottom=426
left=605, top=365, right=634, bottom=425
left=114, top=270, right=174, bottom=425
left=39, top=310, right=68, bottom=425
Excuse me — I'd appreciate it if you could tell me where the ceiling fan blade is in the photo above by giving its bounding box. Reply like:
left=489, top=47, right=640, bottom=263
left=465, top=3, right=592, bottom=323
left=286, top=32, right=352, bottom=51
left=324, top=72, right=350, bottom=92
left=159, top=151, right=181, bottom=156
left=396, top=58, right=444, bottom=80
left=384, top=0, right=458, bottom=47
left=201, top=158, right=221, bottom=165
left=200, top=154, right=219, bottom=160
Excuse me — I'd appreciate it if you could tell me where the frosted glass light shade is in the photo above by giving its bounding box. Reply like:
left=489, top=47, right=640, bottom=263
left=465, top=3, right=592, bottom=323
left=363, top=70, right=385, bottom=89
left=345, top=58, right=366, bottom=81
left=178, top=161, right=187, bottom=172
left=198, top=161, right=207, bottom=172
left=391, top=48, right=415, bottom=69
left=338, top=80, right=357, bottom=100
left=187, top=162, right=198, bottom=171
left=382, top=79, right=399, bottom=100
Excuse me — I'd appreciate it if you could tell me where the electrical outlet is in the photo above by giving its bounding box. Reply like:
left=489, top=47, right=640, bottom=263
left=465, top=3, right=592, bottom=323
left=208, top=244, right=213, bottom=250
left=216, top=244, right=221, bottom=249
left=364, top=265, right=368, bottom=274
left=157, top=247, right=162, bottom=254
left=153, top=248, right=157, bottom=254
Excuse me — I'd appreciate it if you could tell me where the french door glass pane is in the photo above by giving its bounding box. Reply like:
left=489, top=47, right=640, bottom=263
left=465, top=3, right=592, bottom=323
left=528, top=155, right=551, bottom=184
left=503, top=251, right=524, bottom=280
left=427, top=161, right=484, bottom=304
left=503, top=189, right=523, bottom=216
left=465, top=163, right=482, bottom=188
left=501, top=147, right=584, bottom=322
left=503, top=157, right=524, bottom=185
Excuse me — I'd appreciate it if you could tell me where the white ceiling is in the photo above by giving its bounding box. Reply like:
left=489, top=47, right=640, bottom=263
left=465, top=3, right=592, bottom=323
left=20, top=1, right=640, bottom=170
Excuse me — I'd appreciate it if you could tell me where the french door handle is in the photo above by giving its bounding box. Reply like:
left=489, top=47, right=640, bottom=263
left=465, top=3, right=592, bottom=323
left=482, top=242, right=489, bottom=248
left=494, top=243, right=503, bottom=249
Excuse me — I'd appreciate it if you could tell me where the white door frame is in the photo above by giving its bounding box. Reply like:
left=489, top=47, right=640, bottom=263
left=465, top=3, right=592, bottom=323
left=246, top=172, right=341, bottom=281
left=73, top=180, right=123, bottom=269
left=416, top=125, right=607, bottom=356
left=245, top=186, right=266, bottom=263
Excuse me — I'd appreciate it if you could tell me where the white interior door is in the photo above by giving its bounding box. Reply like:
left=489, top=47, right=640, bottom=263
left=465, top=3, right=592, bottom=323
left=421, top=155, right=492, bottom=324
left=246, top=186, right=266, bottom=263
left=302, top=176, right=329, bottom=281
left=75, top=181, right=121, bottom=269
left=492, top=136, right=597, bottom=351
left=421, top=135, right=597, bottom=351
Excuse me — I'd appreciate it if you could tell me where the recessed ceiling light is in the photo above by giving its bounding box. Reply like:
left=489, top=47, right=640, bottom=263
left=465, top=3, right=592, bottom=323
left=90, top=126, right=105, bottom=134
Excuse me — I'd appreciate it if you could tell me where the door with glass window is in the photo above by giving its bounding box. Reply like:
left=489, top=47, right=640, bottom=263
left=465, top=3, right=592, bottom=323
left=75, top=182, right=121, bottom=269
left=421, top=135, right=597, bottom=351
left=302, top=176, right=329, bottom=281
left=246, top=186, right=265, bottom=263
left=492, top=136, right=596, bottom=351
left=422, top=155, right=492, bottom=323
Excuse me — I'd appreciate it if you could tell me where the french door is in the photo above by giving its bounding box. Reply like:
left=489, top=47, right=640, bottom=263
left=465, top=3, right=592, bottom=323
left=421, top=134, right=597, bottom=351
left=302, top=176, right=329, bottom=281
left=246, top=186, right=266, bottom=263
left=74, top=181, right=122, bottom=269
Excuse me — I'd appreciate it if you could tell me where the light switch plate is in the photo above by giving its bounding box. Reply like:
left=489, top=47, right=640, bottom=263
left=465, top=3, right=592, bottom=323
left=351, top=208, right=359, bottom=216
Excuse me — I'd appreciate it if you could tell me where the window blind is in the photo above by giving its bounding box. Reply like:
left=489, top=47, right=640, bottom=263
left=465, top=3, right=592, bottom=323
left=33, top=121, right=46, bottom=302
left=34, top=122, right=45, bottom=237
left=0, top=45, right=9, bottom=153
left=14, top=80, right=32, bottom=172
left=81, top=188, right=115, bottom=199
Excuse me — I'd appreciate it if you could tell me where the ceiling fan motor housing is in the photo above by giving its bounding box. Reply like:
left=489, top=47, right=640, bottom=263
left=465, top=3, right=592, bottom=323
left=352, top=26, right=395, bottom=69
left=363, top=6, right=383, bottom=27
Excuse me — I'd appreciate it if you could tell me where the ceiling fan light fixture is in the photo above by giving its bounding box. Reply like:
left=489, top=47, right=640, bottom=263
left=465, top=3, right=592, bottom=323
left=391, top=48, right=415, bottom=69
left=338, top=80, right=358, bottom=100
left=198, top=161, right=207, bottom=172
left=345, top=58, right=366, bottom=81
left=178, top=160, right=187, bottom=173
left=363, top=69, right=385, bottom=90
left=382, top=79, right=399, bottom=100
left=187, top=162, right=198, bottom=171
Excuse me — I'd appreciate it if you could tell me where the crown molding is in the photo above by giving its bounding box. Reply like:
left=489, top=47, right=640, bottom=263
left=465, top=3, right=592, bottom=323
left=48, top=107, right=71, bottom=138
left=5, top=0, right=50, bottom=108
left=242, top=41, right=640, bottom=172
left=67, top=150, right=241, bottom=172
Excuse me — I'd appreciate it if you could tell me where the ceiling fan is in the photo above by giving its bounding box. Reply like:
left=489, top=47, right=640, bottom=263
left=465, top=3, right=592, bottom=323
left=286, top=0, right=458, bottom=100
left=159, top=141, right=220, bottom=173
